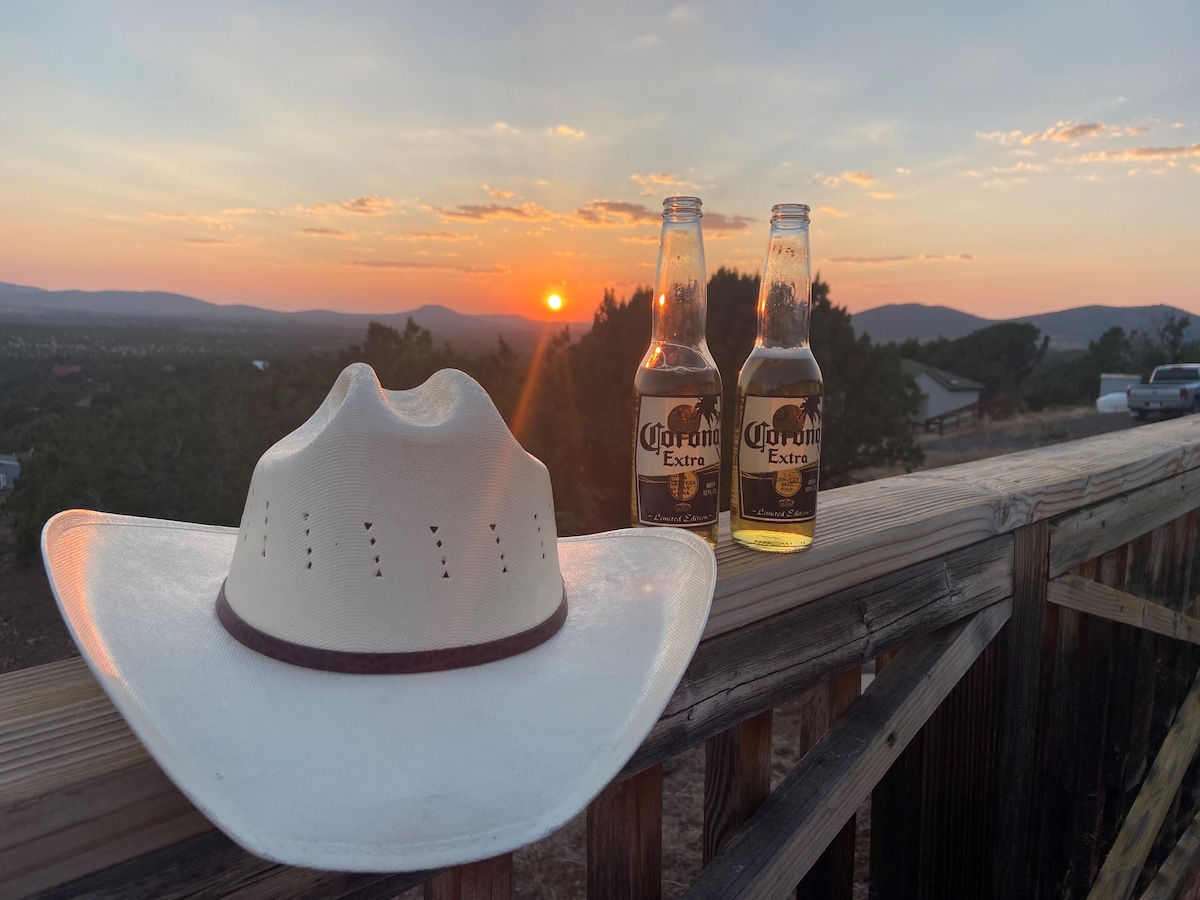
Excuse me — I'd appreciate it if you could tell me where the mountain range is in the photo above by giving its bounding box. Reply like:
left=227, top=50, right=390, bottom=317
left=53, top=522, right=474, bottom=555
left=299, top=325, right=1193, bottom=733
left=851, top=303, right=1196, bottom=350
left=0, top=281, right=590, bottom=354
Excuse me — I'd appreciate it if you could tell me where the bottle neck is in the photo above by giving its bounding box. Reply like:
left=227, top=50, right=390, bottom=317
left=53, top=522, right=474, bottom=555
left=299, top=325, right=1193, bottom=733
left=652, top=202, right=708, bottom=349
left=756, top=212, right=811, bottom=349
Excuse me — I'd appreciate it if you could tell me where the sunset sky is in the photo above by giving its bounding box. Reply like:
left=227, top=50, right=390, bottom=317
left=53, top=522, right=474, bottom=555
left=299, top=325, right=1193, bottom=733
left=2, top=1, right=1197, bottom=322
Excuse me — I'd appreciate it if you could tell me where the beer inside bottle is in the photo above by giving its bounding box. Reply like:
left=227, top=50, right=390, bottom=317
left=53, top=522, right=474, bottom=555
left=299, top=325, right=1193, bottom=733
left=732, top=203, right=823, bottom=553
left=632, top=196, right=722, bottom=547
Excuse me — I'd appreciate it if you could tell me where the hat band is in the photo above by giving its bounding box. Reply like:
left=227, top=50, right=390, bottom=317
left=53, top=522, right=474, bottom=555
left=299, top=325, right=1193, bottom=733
left=215, top=583, right=568, bottom=674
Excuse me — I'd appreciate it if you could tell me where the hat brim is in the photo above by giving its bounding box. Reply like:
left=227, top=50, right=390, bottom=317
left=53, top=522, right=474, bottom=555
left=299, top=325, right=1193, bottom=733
left=42, top=510, right=714, bottom=872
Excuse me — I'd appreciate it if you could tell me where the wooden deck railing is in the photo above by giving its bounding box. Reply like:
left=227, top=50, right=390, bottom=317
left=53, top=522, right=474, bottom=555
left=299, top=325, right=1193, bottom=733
left=6, top=416, right=1200, bottom=898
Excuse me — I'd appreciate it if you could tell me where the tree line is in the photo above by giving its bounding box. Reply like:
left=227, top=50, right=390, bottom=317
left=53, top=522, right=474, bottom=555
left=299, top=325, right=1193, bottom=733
left=2, top=272, right=924, bottom=562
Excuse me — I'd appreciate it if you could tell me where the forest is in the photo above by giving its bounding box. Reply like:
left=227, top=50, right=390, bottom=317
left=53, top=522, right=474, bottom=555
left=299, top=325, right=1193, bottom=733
left=0, top=271, right=1193, bottom=566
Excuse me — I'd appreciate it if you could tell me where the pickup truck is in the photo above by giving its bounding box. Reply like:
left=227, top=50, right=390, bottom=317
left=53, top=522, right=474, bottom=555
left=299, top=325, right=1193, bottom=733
left=1126, top=365, right=1200, bottom=419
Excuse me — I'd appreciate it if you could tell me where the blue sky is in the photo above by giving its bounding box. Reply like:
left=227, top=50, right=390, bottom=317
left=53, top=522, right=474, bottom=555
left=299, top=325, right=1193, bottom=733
left=1, top=0, right=1197, bottom=319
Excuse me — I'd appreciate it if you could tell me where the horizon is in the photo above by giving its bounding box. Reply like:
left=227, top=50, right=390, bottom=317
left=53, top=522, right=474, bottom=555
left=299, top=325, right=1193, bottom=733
left=2, top=3, right=1197, bottom=320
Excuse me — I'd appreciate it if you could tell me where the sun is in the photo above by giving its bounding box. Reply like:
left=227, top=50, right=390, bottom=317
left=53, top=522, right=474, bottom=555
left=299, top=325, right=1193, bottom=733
left=547, top=294, right=563, bottom=311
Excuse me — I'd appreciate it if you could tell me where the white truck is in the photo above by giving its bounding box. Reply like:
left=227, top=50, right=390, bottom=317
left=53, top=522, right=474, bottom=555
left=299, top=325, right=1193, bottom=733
left=1126, top=365, right=1200, bottom=419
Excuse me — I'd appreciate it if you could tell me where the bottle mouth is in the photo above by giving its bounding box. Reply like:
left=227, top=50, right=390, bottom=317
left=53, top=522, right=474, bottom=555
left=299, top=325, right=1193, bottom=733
left=771, top=203, right=810, bottom=223
left=663, top=196, right=703, bottom=219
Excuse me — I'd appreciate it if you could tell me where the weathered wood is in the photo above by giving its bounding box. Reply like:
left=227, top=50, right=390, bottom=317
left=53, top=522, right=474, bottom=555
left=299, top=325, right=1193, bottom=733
left=703, top=711, right=772, bottom=866
left=682, top=599, right=1011, bottom=900
left=795, top=669, right=860, bottom=900
left=426, top=855, right=512, bottom=900
left=712, top=415, right=1200, bottom=637
left=1050, top=467, right=1200, bottom=579
left=993, top=520, right=1050, bottom=900
left=25, top=830, right=434, bottom=899
left=587, top=764, right=662, bottom=900
left=1090, top=671, right=1200, bottom=900
left=1140, top=805, right=1200, bottom=900
left=623, top=534, right=1012, bottom=779
left=1048, top=575, right=1200, bottom=645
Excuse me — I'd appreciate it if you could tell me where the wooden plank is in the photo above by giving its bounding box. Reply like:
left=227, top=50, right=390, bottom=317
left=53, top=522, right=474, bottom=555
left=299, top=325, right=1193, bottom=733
left=712, top=414, right=1200, bottom=638
left=993, top=520, right=1050, bottom=900
left=1048, top=576, right=1200, bottom=645
left=795, top=669, right=860, bottom=900
left=1050, top=468, right=1200, bottom=579
left=587, top=764, right=662, bottom=900
left=426, top=855, right=513, bottom=900
left=703, top=711, right=772, bottom=865
left=623, top=534, right=1012, bottom=779
left=26, top=830, right=434, bottom=900
left=681, top=599, right=1012, bottom=900
left=1089, top=671, right=1200, bottom=900
left=1140, top=806, right=1200, bottom=900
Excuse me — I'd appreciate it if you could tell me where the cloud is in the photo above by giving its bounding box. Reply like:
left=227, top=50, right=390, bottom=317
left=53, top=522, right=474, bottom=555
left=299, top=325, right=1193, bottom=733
left=1174, top=123, right=1186, bottom=129
left=869, top=191, right=893, bottom=200
left=895, top=167, right=912, bottom=175
left=554, top=124, right=586, bottom=139
left=842, top=171, right=874, bottom=186
left=981, top=177, right=1029, bottom=188
left=1122, top=125, right=1150, bottom=136
left=299, top=227, right=356, bottom=239
left=431, top=202, right=555, bottom=222
left=828, top=253, right=973, bottom=264
left=222, top=207, right=262, bottom=216
left=817, top=206, right=850, bottom=218
left=630, top=171, right=701, bottom=196
left=482, top=184, right=515, bottom=199
left=668, top=5, right=696, bottom=22
left=568, top=200, right=659, bottom=228
left=703, top=213, right=754, bottom=233
left=147, top=212, right=232, bottom=230
left=389, top=231, right=480, bottom=242
left=620, top=34, right=662, bottom=51
left=302, top=196, right=396, bottom=217
left=182, top=237, right=237, bottom=245
left=977, top=121, right=1111, bottom=146
left=618, top=235, right=661, bottom=244
left=992, top=162, right=1046, bottom=173
left=812, top=171, right=877, bottom=189
left=811, top=173, right=842, bottom=187
left=347, top=261, right=509, bottom=275
left=962, top=170, right=984, bottom=178
left=1065, top=143, right=1200, bottom=163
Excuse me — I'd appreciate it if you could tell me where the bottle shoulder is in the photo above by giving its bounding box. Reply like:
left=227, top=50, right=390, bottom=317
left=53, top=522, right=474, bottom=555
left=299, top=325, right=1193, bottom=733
left=737, top=347, right=822, bottom=394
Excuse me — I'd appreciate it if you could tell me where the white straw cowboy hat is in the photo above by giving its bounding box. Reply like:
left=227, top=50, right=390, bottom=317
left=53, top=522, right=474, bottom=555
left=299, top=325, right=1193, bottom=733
left=41, top=363, right=716, bottom=872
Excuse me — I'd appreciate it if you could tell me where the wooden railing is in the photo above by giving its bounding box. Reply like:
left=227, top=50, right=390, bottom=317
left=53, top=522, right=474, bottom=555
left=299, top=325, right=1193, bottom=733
left=6, top=416, right=1200, bottom=898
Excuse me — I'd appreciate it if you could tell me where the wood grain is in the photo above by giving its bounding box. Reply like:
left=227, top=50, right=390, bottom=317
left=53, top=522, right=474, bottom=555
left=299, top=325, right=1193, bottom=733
left=1048, top=574, right=1200, bottom=645
left=1140, top=806, right=1200, bottom=900
left=587, top=764, right=663, bottom=900
left=425, top=855, right=513, bottom=900
left=1089, top=671, right=1200, bottom=900
left=703, top=711, right=772, bottom=866
left=681, top=600, right=1011, bottom=900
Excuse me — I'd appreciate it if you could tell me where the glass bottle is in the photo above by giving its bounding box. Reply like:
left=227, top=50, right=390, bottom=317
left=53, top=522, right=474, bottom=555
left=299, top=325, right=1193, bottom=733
left=631, top=196, right=722, bottom=547
left=731, top=203, right=823, bottom=552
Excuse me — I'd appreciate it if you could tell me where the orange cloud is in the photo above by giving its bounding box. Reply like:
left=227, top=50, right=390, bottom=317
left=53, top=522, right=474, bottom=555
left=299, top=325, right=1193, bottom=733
left=817, top=206, right=850, bottom=218
left=482, top=184, right=515, bottom=199
left=147, top=212, right=232, bottom=230
left=568, top=200, right=659, bottom=228
left=618, top=235, right=661, bottom=244
left=389, top=231, right=480, bottom=242
left=869, top=191, right=893, bottom=200
left=348, top=260, right=509, bottom=274
left=703, top=212, right=754, bottom=232
left=432, top=202, right=554, bottom=222
left=302, top=196, right=396, bottom=216
left=828, top=253, right=973, bottom=263
left=554, top=125, right=586, bottom=138
left=182, top=237, right=237, bottom=245
left=842, top=171, right=874, bottom=187
left=299, top=227, right=357, bottom=239
left=1066, top=143, right=1200, bottom=163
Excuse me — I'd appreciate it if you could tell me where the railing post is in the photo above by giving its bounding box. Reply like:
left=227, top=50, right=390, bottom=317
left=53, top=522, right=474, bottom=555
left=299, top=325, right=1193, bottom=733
left=703, top=710, right=773, bottom=865
left=587, top=765, right=663, bottom=900
left=426, top=854, right=513, bottom=900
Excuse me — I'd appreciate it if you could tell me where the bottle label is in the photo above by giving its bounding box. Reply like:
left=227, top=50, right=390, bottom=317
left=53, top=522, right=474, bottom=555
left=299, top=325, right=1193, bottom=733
left=635, top=394, right=721, bottom=527
left=737, top=394, right=821, bottom=523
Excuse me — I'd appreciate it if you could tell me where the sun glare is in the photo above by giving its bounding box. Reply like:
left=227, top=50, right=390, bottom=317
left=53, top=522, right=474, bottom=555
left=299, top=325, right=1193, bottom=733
left=547, top=294, right=563, bottom=311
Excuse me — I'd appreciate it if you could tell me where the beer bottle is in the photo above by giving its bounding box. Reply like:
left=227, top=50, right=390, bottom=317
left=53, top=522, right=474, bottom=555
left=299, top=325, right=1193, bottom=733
left=632, top=196, right=722, bottom=547
left=731, top=203, right=823, bottom=552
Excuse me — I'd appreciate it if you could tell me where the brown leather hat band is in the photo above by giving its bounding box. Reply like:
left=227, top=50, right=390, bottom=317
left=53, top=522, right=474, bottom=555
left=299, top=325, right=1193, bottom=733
left=215, top=582, right=568, bottom=674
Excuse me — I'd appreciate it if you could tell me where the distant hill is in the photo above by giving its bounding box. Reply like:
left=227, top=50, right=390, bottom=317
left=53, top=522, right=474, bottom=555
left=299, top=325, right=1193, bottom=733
left=0, top=281, right=590, bottom=354
left=852, top=302, right=1195, bottom=349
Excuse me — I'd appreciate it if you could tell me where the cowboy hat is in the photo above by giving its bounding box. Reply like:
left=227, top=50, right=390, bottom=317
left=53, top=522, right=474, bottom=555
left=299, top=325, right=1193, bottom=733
left=41, top=363, right=716, bottom=872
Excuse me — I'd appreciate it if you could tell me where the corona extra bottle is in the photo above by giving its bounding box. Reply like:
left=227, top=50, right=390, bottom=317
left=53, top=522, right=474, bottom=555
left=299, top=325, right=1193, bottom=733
left=731, top=203, right=823, bottom=552
left=632, top=196, right=722, bottom=547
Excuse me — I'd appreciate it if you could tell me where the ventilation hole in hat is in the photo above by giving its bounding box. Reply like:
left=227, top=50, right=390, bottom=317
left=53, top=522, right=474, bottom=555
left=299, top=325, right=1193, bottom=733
left=503, top=567, right=508, bottom=573
left=375, top=570, right=382, bottom=577
left=441, top=557, right=446, bottom=564
left=265, top=501, right=269, bottom=510
left=303, top=512, right=309, bottom=520
left=500, top=553, right=505, bottom=560
left=495, top=537, right=500, bottom=544
left=436, top=540, right=442, bottom=548
left=364, top=522, right=373, bottom=530
left=490, top=524, right=496, bottom=531
left=443, top=571, right=449, bottom=579
left=305, top=528, right=309, bottom=537
left=430, top=525, right=439, bottom=533
left=374, top=555, right=380, bottom=564
left=370, top=537, right=376, bottom=546
left=307, top=562, right=312, bottom=570
left=533, top=514, right=537, bottom=520
left=264, top=517, right=268, bottom=525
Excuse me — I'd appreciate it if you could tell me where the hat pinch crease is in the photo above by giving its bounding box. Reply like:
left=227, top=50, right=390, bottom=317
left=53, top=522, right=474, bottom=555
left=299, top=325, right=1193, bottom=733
left=215, top=581, right=569, bottom=674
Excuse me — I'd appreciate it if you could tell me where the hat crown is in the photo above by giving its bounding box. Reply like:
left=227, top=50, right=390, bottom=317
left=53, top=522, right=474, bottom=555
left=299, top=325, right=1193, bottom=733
left=223, top=363, right=563, bottom=658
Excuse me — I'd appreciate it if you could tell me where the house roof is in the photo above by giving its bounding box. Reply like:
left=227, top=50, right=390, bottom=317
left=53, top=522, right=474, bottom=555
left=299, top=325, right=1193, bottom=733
left=900, top=359, right=985, bottom=392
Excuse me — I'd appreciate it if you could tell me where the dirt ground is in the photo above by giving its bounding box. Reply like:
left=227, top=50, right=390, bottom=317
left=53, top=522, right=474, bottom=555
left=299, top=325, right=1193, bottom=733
left=0, top=406, right=1149, bottom=896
